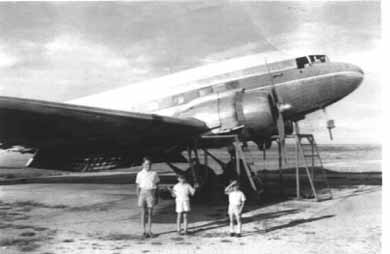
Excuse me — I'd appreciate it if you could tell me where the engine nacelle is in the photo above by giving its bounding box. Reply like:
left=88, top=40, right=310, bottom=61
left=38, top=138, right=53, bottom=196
left=176, top=90, right=276, bottom=140
left=244, top=92, right=277, bottom=138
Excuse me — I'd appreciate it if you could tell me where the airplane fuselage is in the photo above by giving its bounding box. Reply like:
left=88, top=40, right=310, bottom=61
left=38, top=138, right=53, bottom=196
left=71, top=54, right=363, bottom=142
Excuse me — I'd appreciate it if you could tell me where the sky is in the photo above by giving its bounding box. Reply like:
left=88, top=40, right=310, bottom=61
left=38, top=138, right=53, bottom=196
left=0, top=1, right=382, bottom=144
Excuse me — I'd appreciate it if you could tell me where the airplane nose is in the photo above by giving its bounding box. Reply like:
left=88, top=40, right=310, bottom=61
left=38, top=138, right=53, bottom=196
left=342, top=63, right=364, bottom=93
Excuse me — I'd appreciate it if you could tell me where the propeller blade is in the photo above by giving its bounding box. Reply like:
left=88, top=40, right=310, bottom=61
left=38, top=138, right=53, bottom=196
left=276, top=111, right=287, bottom=163
left=265, top=58, right=287, bottom=163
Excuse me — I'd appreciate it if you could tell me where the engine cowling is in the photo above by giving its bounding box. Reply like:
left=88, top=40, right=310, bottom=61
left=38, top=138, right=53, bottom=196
left=236, top=91, right=276, bottom=139
left=176, top=90, right=276, bottom=140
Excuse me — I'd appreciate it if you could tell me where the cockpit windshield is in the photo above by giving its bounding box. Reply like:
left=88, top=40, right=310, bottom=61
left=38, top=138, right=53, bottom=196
left=308, top=55, right=328, bottom=63
left=296, top=56, right=310, bottom=69
left=296, top=55, right=329, bottom=69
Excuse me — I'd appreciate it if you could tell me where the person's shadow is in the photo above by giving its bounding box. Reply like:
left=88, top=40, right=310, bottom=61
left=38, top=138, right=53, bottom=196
left=186, top=208, right=301, bottom=234
left=155, top=201, right=334, bottom=237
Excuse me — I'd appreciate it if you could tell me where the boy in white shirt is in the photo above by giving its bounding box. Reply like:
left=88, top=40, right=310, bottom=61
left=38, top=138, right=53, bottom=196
left=225, top=180, right=246, bottom=237
left=170, top=175, right=197, bottom=235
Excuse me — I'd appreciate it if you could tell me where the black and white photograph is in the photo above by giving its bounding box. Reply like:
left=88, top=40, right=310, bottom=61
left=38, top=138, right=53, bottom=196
left=0, top=1, right=383, bottom=253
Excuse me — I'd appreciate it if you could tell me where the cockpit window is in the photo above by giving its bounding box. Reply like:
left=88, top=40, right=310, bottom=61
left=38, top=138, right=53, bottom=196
left=309, top=55, right=328, bottom=63
left=297, top=55, right=329, bottom=69
left=296, top=57, right=310, bottom=69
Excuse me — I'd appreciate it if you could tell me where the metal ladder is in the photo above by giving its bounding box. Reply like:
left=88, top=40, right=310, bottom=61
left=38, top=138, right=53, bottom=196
left=295, top=134, right=332, bottom=201
left=200, top=135, right=263, bottom=196
left=233, top=139, right=264, bottom=195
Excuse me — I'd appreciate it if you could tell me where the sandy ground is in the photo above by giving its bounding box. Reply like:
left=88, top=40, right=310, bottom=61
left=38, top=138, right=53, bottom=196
left=0, top=183, right=381, bottom=254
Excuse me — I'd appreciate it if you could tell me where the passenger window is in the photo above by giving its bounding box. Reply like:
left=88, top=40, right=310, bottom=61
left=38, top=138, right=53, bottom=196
left=173, top=95, right=184, bottom=105
left=213, top=84, right=226, bottom=93
left=225, top=81, right=239, bottom=89
left=158, top=97, right=173, bottom=108
left=198, top=87, right=212, bottom=97
left=177, top=96, right=184, bottom=104
left=184, top=90, right=198, bottom=102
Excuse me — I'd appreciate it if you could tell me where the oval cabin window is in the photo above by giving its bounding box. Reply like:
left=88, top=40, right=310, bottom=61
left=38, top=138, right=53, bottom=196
left=198, top=87, right=212, bottom=97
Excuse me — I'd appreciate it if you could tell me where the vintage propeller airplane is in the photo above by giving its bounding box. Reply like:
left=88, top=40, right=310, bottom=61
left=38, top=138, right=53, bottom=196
left=0, top=53, right=363, bottom=171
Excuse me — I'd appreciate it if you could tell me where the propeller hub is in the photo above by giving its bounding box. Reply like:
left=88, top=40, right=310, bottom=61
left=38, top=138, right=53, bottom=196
left=279, top=103, right=292, bottom=112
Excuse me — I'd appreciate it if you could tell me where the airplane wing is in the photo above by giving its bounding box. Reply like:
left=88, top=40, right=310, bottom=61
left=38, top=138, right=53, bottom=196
left=0, top=96, right=209, bottom=170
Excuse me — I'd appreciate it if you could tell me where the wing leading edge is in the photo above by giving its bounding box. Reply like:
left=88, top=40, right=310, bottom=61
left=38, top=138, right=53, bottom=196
left=0, top=96, right=209, bottom=170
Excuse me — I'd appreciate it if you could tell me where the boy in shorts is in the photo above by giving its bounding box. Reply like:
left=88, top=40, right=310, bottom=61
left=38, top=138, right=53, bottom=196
left=170, top=175, right=197, bottom=235
left=225, top=180, right=246, bottom=237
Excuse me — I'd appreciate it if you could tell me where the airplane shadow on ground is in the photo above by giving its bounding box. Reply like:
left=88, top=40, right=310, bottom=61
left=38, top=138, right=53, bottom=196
left=260, top=167, right=382, bottom=187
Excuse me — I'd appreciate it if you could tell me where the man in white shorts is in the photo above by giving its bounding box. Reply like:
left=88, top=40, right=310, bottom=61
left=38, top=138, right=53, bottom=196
left=136, top=156, right=160, bottom=238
